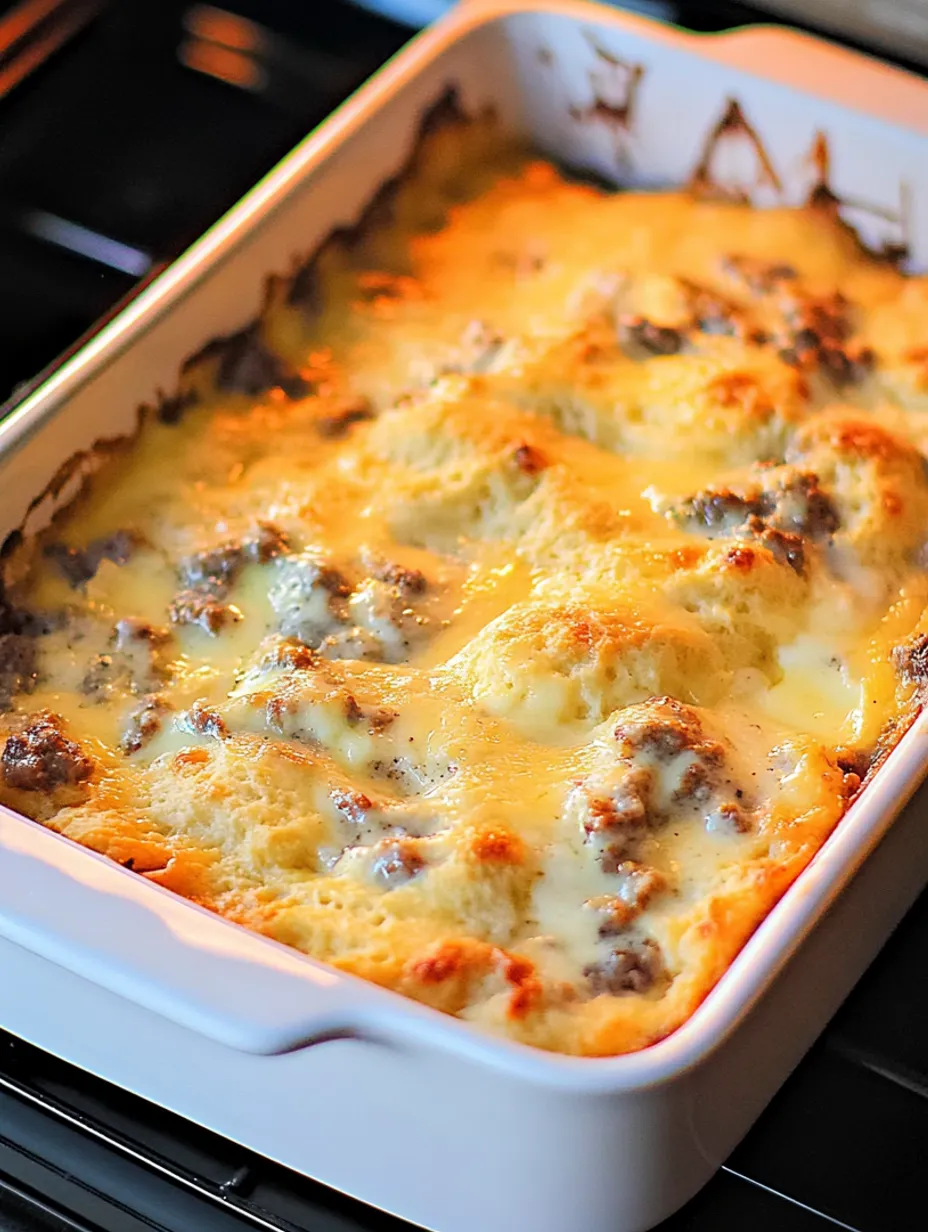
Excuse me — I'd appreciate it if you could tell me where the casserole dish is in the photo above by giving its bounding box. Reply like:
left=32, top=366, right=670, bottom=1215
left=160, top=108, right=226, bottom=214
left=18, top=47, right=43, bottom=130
left=3, top=1, right=928, bottom=1228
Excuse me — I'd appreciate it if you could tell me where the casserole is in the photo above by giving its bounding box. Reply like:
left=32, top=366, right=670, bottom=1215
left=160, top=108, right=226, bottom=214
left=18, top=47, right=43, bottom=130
left=2, top=1, right=928, bottom=1227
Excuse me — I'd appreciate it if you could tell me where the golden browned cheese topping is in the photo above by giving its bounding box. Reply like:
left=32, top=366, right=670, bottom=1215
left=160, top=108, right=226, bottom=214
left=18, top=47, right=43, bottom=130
left=4, top=112, right=928, bottom=1056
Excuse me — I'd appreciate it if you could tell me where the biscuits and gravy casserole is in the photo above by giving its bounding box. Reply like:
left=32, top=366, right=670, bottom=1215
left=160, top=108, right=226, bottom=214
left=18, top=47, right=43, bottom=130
left=3, top=102, right=928, bottom=1057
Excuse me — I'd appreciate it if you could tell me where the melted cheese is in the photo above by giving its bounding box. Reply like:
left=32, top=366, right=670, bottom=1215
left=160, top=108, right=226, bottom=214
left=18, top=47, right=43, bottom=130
left=3, top=111, right=928, bottom=1057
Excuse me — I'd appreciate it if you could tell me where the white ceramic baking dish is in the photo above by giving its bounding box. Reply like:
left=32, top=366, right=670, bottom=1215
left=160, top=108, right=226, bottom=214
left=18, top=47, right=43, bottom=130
left=3, top=3, right=928, bottom=1230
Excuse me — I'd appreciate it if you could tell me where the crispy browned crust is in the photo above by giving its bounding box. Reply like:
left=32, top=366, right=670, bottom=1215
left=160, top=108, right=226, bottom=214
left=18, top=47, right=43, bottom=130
left=3, top=96, right=928, bottom=1058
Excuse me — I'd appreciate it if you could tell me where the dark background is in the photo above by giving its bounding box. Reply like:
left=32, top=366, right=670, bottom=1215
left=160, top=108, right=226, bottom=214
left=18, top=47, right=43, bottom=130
left=0, top=3, right=927, bottom=1230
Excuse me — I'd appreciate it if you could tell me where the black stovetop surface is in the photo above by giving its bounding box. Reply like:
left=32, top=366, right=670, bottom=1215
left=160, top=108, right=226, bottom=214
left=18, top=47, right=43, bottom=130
left=1, top=2, right=927, bottom=1229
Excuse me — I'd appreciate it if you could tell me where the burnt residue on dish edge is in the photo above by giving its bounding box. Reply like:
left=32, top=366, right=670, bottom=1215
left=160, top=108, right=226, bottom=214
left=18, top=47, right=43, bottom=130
left=171, top=87, right=479, bottom=415
left=286, top=86, right=474, bottom=314
left=0, top=87, right=478, bottom=573
left=688, top=93, right=911, bottom=265
left=805, top=128, right=912, bottom=264
left=568, top=39, right=645, bottom=145
left=688, top=97, right=783, bottom=201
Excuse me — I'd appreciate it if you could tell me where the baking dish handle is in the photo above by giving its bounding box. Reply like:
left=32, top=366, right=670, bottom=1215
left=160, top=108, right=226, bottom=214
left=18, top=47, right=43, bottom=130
left=0, top=809, right=381, bottom=1055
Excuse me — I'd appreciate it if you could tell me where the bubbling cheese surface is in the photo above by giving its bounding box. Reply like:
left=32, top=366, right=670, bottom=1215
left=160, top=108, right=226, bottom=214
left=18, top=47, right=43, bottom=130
left=4, top=110, right=928, bottom=1056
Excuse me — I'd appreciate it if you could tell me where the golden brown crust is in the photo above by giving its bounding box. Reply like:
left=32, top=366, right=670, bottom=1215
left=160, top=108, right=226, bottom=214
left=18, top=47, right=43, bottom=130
left=2, top=118, right=928, bottom=1056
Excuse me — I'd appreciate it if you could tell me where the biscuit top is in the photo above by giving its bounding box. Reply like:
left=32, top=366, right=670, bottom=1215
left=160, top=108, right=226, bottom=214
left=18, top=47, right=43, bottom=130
left=3, top=115, right=928, bottom=1056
